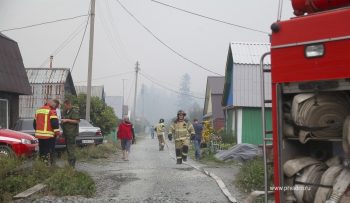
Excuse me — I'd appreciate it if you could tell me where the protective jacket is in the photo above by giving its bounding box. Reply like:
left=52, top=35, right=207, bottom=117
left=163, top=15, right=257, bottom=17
left=33, top=105, right=59, bottom=139
left=155, top=123, right=165, bottom=135
left=169, top=119, right=195, bottom=140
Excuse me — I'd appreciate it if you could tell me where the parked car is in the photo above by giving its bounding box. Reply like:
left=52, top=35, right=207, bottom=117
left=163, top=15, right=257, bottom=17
left=13, top=118, right=66, bottom=150
left=0, top=128, right=38, bottom=157
left=14, top=118, right=103, bottom=148
left=76, top=119, right=103, bottom=146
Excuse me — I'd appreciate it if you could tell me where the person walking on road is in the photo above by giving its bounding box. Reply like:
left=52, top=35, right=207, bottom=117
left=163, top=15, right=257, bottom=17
left=61, top=99, right=80, bottom=168
left=155, top=119, right=166, bottom=151
left=117, top=115, right=135, bottom=161
left=33, top=98, right=60, bottom=165
left=150, top=125, right=155, bottom=139
left=192, top=119, right=203, bottom=161
left=168, top=110, right=195, bottom=164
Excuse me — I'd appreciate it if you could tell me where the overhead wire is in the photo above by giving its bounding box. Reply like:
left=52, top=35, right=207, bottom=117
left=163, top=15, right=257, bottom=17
left=277, top=0, right=284, bottom=21
left=38, top=18, right=88, bottom=68
left=114, top=0, right=223, bottom=76
left=150, top=0, right=269, bottom=35
left=71, top=12, right=90, bottom=73
left=105, top=0, right=133, bottom=63
left=140, top=71, right=205, bottom=99
left=0, top=14, right=89, bottom=32
left=141, top=71, right=204, bottom=97
left=74, top=71, right=134, bottom=83
left=96, top=1, right=133, bottom=66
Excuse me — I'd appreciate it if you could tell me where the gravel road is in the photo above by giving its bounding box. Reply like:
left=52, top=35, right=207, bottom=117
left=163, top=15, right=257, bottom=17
left=31, top=135, right=234, bottom=203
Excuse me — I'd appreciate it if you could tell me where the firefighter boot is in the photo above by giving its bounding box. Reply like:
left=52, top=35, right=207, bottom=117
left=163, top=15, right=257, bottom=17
left=182, top=145, right=189, bottom=162
left=176, top=149, right=182, bottom=164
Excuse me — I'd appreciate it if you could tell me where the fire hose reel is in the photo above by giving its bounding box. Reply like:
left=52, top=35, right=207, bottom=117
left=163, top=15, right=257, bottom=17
left=288, top=93, right=350, bottom=143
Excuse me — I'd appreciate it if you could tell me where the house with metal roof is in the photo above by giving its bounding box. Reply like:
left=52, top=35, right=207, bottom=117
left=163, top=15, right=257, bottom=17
left=222, top=42, right=272, bottom=145
left=203, top=76, right=225, bottom=130
left=0, top=33, right=31, bottom=128
left=75, top=85, right=106, bottom=102
left=19, top=68, right=76, bottom=118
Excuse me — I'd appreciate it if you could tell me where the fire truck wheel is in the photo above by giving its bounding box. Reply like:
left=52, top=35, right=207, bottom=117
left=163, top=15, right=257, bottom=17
left=0, top=145, right=14, bottom=158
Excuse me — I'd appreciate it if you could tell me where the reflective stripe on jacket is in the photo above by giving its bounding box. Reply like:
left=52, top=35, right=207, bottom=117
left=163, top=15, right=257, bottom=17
left=34, top=105, right=59, bottom=139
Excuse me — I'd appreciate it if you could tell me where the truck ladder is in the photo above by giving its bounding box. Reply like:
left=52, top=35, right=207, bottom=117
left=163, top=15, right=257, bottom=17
left=260, top=52, right=272, bottom=203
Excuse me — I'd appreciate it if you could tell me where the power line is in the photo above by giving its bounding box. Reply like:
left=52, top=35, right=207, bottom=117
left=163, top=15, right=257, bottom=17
left=140, top=72, right=205, bottom=99
left=0, top=14, right=89, bottom=32
left=38, top=19, right=88, bottom=67
left=104, top=0, right=133, bottom=63
left=74, top=71, right=134, bottom=83
left=141, top=71, right=203, bottom=96
left=114, top=0, right=222, bottom=76
left=71, top=14, right=90, bottom=73
left=96, top=2, right=133, bottom=66
left=150, top=0, right=269, bottom=35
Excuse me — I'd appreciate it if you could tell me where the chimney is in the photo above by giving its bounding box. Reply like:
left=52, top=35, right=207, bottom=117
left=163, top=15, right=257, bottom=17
left=49, top=55, right=53, bottom=68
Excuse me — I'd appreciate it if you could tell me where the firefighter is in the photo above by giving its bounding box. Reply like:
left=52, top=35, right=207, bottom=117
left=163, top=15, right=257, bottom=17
left=33, top=99, right=60, bottom=165
left=61, top=99, right=80, bottom=168
left=168, top=110, right=195, bottom=164
left=155, top=119, right=166, bottom=151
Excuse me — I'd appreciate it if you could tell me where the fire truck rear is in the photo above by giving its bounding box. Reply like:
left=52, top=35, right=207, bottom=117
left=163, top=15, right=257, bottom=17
left=260, top=0, right=350, bottom=202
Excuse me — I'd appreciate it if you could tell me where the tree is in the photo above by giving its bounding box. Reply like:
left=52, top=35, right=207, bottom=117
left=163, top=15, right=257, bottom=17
left=178, top=73, right=193, bottom=111
left=66, top=93, right=118, bottom=135
left=187, top=102, right=203, bottom=121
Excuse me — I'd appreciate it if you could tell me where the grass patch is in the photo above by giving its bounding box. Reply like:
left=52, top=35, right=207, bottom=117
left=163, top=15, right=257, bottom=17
left=188, top=145, right=225, bottom=164
left=60, top=141, right=119, bottom=162
left=46, top=166, right=95, bottom=197
left=0, top=157, right=96, bottom=203
left=75, top=142, right=119, bottom=161
left=235, top=157, right=273, bottom=193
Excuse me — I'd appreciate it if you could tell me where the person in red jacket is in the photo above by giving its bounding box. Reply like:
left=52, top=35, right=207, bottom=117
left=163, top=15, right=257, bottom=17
left=117, top=115, right=135, bottom=161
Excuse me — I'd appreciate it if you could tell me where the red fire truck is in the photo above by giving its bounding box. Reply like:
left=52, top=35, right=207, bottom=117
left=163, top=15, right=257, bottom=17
left=259, top=0, right=350, bottom=202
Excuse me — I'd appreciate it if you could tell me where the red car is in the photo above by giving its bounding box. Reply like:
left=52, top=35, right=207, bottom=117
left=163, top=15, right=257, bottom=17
left=0, top=128, right=38, bottom=157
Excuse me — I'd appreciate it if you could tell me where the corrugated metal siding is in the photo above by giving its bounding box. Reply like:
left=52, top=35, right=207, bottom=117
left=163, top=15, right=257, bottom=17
left=241, top=107, right=272, bottom=145
left=230, top=42, right=271, bottom=64
left=232, top=63, right=271, bottom=107
left=26, top=68, right=70, bottom=84
left=19, top=84, right=65, bottom=118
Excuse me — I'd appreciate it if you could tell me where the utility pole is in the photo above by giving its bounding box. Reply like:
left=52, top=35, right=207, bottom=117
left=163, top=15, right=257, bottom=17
left=122, top=79, right=127, bottom=116
left=49, top=55, right=53, bottom=68
left=86, top=0, right=96, bottom=122
left=132, top=61, right=140, bottom=123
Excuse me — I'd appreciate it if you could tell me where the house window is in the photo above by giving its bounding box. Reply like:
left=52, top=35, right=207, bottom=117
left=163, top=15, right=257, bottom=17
left=0, top=99, right=9, bottom=129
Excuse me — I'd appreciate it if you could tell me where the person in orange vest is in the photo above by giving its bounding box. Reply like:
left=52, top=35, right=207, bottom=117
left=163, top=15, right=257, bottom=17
left=33, top=98, right=60, bottom=165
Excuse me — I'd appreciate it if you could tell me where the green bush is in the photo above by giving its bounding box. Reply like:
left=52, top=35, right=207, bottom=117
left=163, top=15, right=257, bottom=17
left=216, top=128, right=236, bottom=144
left=236, top=158, right=273, bottom=193
left=46, top=167, right=95, bottom=197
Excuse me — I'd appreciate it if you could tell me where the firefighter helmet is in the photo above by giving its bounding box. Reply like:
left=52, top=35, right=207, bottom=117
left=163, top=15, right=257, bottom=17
left=159, top=118, right=164, bottom=123
left=177, top=110, right=186, bottom=116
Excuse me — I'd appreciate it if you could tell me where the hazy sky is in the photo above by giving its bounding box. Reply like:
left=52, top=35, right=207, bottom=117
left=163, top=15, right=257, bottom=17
left=0, top=0, right=293, bottom=107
